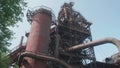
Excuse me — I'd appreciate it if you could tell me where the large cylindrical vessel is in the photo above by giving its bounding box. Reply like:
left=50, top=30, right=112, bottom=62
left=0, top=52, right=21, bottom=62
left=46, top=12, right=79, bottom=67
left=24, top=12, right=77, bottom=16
left=21, top=8, right=52, bottom=68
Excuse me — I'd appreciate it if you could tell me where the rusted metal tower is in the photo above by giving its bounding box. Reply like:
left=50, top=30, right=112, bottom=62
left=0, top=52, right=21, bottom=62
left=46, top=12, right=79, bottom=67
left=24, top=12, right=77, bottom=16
left=20, top=7, right=53, bottom=68
left=15, top=2, right=96, bottom=68
left=9, top=2, right=120, bottom=68
left=48, top=2, right=96, bottom=68
left=58, top=2, right=95, bottom=68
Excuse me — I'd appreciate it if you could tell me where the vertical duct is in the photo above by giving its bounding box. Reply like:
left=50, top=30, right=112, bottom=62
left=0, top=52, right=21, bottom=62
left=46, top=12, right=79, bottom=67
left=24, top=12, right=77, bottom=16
left=20, top=8, right=52, bottom=68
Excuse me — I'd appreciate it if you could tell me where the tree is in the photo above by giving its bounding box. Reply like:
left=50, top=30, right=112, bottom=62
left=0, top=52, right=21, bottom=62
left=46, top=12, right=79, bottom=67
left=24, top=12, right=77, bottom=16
left=0, top=0, right=27, bottom=67
left=0, top=53, right=10, bottom=68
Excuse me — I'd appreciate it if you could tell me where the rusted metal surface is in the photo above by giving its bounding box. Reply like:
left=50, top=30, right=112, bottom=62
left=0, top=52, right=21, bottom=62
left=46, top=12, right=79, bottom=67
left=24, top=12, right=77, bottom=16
left=57, top=2, right=96, bottom=67
left=9, top=36, right=25, bottom=63
left=9, top=45, right=26, bottom=63
left=105, top=53, right=120, bottom=65
left=19, top=52, right=72, bottom=68
left=20, top=8, right=52, bottom=68
left=85, top=62, right=120, bottom=68
left=9, top=2, right=120, bottom=68
left=19, top=36, right=24, bottom=47
left=66, top=37, right=120, bottom=52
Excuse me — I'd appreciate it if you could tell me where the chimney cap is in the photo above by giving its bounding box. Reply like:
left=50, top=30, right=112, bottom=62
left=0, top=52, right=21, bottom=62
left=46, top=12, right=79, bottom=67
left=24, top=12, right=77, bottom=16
left=26, top=6, right=55, bottom=24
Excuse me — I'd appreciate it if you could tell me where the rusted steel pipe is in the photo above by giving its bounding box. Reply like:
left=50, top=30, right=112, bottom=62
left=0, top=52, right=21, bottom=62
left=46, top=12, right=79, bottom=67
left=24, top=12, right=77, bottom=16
left=19, top=36, right=24, bottom=47
left=19, top=52, right=72, bottom=68
left=21, top=8, right=52, bottom=68
left=66, top=37, right=120, bottom=53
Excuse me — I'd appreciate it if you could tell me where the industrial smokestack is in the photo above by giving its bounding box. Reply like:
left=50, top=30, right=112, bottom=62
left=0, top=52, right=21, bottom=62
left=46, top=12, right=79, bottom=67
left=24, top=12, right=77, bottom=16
left=20, top=7, right=52, bottom=68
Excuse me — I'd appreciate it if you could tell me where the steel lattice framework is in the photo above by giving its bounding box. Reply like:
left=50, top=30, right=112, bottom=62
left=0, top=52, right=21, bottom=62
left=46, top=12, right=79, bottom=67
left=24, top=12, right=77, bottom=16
left=48, top=2, right=96, bottom=68
left=9, top=2, right=120, bottom=68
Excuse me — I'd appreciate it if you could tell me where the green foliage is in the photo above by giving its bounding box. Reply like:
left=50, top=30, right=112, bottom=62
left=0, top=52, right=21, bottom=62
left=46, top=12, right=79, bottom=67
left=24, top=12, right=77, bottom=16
left=0, top=53, right=10, bottom=68
left=14, top=64, right=19, bottom=68
left=0, top=0, right=27, bottom=68
left=0, top=0, right=27, bottom=52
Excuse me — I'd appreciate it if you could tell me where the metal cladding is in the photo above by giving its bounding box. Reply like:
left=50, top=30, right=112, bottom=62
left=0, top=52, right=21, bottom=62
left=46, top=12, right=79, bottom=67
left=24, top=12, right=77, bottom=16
left=20, top=8, right=53, bottom=68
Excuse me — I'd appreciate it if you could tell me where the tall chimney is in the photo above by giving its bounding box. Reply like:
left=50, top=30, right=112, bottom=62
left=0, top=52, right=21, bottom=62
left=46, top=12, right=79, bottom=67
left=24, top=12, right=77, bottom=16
left=21, top=8, right=52, bottom=68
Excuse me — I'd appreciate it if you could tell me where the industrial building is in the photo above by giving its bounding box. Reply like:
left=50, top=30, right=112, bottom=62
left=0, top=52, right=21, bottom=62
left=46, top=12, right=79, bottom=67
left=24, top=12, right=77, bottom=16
left=9, top=2, right=120, bottom=68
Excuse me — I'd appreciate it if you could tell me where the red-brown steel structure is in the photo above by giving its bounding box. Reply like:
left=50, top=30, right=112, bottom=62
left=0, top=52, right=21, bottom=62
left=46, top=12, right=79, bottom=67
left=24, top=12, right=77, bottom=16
left=9, top=2, right=120, bottom=68
left=20, top=8, right=52, bottom=68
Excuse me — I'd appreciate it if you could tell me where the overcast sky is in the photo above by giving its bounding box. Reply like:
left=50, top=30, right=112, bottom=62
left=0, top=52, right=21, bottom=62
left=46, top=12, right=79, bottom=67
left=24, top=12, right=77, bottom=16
left=10, top=0, right=120, bottom=61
